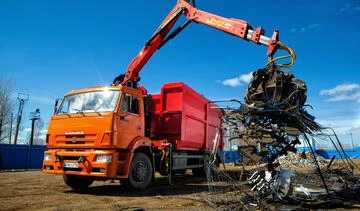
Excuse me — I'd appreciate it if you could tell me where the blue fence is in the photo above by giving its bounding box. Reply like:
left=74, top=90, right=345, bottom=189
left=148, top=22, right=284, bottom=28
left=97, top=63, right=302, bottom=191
left=0, top=144, right=46, bottom=170
left=315, top=147, right=360, bottom=159
left=1, top=144, right=358, bottom=169
left=222, top=147, right=360, bottom=164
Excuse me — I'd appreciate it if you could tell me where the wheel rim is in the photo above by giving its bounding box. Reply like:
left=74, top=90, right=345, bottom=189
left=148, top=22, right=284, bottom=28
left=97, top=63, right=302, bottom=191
left=133, top=161, right=148, bottom=182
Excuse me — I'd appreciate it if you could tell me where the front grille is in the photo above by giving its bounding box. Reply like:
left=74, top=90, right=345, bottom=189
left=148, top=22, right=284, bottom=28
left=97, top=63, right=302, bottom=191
left=55, top=134, right=96, bottom=146
left=62, top=156, right=80, bottom=161
left=65, top=135, right=85, bottom=139
left=65, top=141, right=85, bottom=145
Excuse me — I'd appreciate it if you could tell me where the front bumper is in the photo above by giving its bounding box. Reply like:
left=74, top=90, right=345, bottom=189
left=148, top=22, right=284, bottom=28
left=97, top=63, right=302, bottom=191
left=42, top=149, right=130, bottom=178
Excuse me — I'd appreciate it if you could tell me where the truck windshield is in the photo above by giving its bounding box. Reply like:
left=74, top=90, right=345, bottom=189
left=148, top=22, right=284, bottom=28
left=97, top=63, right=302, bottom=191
left=57, top=90, right=121, bottom=115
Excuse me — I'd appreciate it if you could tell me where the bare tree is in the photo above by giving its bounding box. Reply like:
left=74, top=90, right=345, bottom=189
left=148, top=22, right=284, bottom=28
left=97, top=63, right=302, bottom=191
left=0, top=75, right=15, bottom=144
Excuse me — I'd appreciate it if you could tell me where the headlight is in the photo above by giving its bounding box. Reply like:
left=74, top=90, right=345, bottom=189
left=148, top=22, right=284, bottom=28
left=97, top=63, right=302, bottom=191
left=96, top=155, right=112, bottom=163
left=44, top=154, right=52, bottom=161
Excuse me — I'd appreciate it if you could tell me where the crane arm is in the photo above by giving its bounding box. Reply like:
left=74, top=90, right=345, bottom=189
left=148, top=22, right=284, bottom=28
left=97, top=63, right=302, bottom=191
left=118, top=0, right=288, bottom=87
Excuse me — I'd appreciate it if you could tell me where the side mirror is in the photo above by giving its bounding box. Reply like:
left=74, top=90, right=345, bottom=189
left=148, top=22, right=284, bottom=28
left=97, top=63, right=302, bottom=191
left=120, top=113, right=129, bottom=121
left=54, top=99, right=59, bottom=115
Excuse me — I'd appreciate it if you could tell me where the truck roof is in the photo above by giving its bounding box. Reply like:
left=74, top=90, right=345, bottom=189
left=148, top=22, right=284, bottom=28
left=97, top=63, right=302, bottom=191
left=64, top=85, right=125, bottom=96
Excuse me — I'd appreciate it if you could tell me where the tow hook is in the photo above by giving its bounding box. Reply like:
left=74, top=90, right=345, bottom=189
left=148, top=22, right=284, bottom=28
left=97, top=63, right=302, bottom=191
left=78, top=155, right=87, bottom=163
left=55, top=154, right=62, bottom=163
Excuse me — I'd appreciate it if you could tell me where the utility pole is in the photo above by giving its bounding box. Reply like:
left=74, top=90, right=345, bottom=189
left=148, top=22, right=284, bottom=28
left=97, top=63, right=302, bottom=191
left=29, top=108, right=40, bottom=145
left=14, top=93, right=29, bottom=145
left=9, top=112, right=13, bottom=144
left=0, top=111, right=3, bottom=141
left=0, top=98, right=2, bottom=142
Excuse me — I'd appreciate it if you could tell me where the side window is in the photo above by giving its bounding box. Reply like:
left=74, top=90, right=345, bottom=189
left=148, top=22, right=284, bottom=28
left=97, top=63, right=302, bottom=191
left=120, top=94, right=139, bottom=115
left=130, top=97, right=139, bottom=114
left=121, top=94, right=128, bottom=112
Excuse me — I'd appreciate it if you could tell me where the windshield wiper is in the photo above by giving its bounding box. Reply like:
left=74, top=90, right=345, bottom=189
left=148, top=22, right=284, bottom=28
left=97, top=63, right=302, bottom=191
left=58, top=111, right=71, bottom=117
left=72, top=108, right=85, bottom=117
left=94, top=111, right=103, bottom=116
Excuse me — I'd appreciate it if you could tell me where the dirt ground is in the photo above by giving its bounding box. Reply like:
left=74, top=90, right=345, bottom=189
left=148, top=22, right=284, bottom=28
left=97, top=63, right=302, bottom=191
left=1, top=162, right=360, bottom=211
left=0, top=170, right=213, bottom=211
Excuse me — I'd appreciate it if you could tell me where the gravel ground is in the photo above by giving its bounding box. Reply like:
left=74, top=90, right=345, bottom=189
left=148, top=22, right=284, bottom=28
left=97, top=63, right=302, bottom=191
left=0, top=171, right=213, bottom=211
left=1, top=160, right=360, bottom=211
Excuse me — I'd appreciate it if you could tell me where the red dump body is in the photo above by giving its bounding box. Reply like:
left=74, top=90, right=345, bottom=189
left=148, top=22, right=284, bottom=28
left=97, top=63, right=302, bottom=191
left=149, top=82, right=223, bottom=152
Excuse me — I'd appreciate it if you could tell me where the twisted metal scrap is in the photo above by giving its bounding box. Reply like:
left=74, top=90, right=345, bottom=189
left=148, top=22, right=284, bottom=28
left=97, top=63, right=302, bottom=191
left=206, top=64, right=323, bottom=208
left=206, top=64, right=360, bottom=209
left=223, top=105, right=321, bottom=171
left=224, top=64, right=322, bottom=172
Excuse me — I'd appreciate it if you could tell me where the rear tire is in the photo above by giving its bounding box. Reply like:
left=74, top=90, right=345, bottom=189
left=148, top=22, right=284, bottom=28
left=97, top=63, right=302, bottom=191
left=192, top=167, right=205, bottom=177
left=192, top=154, right=218, bottom=177
left=192, top=154, right=209, bottom=177
left=174, top=169, right=187, bottom=175
left=123, top=152, right=153, bottom=190
left=63, top=174, right=94, bottom=190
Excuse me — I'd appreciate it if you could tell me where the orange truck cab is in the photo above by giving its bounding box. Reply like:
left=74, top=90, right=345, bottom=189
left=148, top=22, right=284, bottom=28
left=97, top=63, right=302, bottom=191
left=43, top=82, right=223, bottom=190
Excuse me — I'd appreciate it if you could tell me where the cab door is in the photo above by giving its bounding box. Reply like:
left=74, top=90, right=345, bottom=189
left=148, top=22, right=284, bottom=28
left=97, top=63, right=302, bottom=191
left=114, top=92, right=144, bottom=148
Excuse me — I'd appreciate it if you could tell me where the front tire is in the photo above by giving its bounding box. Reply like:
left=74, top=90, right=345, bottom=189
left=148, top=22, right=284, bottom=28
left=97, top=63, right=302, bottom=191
left=63, top=174, right=94, bottom=190
left=123, top=152, right=153, bottom=190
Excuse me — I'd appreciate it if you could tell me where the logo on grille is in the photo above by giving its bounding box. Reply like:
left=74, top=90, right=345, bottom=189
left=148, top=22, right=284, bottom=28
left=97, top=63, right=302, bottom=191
left=72, top=137, right=77, bottom=143
left=65, top=131, right=84, bottom=135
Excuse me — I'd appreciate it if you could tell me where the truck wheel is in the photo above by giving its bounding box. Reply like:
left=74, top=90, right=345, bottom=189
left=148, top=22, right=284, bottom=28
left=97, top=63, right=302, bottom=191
left=174, top=169, right=187, bottom=175
left=124, top=152, right=153, bottom=190
left=191, top=167, right=205, bottom=177
left=192, top=154, right=216, bottom=177
left=63, top=174, right=94, bottom=190
left=192, top=154, right=209, bottom=177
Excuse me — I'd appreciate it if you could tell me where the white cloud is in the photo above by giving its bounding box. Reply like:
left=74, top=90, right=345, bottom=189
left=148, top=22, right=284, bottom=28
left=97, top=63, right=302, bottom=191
left=222, top=72, right=253, bottom=87
left=23, top=127, right=32, bottom=133
left=239, top=73, right=253, bottom=82
left=320, top=83, right=359, bottom=95
left=314, top=84, right=360, bottom=137
left=340, top=4, right=351, bottom=12
left=319, top=83, right=360, bottom=103
left=348, top=126, right=360, bottom=134
left=340, top=4, right=360, bottom=12
left=290, top=23, right=320, bottom=33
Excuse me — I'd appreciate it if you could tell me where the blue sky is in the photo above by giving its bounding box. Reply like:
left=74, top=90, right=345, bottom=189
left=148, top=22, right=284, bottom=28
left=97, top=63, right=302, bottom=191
left=0, top=0, right=359, bottom=145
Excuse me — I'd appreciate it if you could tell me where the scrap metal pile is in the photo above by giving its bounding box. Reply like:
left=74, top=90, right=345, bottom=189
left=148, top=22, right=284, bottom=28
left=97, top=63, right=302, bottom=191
left=205, top=63, right=360, bottom=210
left=224, top=63, right=322, bottom=172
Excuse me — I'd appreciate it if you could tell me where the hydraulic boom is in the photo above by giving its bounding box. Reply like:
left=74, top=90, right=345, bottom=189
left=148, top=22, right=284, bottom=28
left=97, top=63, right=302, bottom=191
left=114, top=0, right=293, bottom=87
